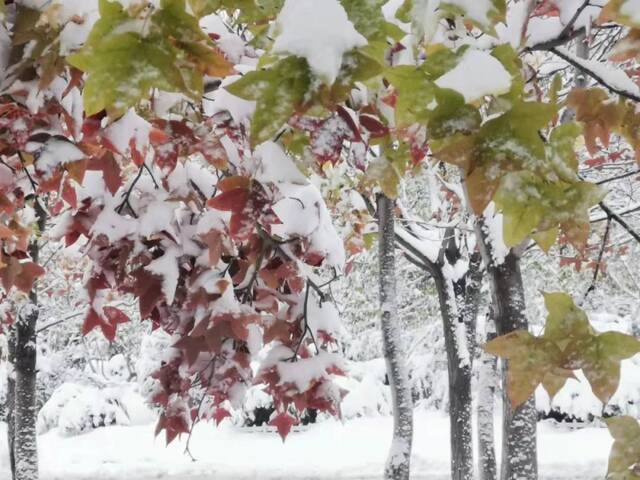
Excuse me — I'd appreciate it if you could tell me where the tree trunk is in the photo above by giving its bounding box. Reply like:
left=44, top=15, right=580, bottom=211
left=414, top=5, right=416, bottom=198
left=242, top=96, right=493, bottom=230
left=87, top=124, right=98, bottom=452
left=395, top=229, right=482, bottom=480
left=378, top=194, right=413, bottom=480
left=477, top=315, right=498, bottom=480
left=483, top=247, right=538, bottom=480
left=438, top=294, right=473, bottom=480
left=12, top=200, right=45, bottom=480
left=13, top=302, right=39, bottom=480
left=6, top=327, right=16, bottom=480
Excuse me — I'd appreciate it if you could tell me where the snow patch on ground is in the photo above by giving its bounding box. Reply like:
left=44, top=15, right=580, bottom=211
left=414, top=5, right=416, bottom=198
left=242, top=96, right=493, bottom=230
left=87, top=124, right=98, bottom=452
left=0, top=410, right=611, bottom=479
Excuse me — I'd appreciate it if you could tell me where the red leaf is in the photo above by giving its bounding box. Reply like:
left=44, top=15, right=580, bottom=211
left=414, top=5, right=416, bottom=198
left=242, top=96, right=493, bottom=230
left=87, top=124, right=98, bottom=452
left=359, top=114, right=389, bottom=138
left=82, top=308, right=103, bottom=337
left=269, top=412, right=296, bottom=441
left=61, top=179, right=77, bottom=208
left=14, top=262, right=45, bottom=293
left=133, top=269, right=164, bottom=319
left=87, top=152, right=122, bottom=195
left=103, top=306, right=130, bottom=327
left=214, top=408, right=231, bottom=426
left=217, top=176, right=250, bottom=193
left=208, top=188, right=249, bottom=212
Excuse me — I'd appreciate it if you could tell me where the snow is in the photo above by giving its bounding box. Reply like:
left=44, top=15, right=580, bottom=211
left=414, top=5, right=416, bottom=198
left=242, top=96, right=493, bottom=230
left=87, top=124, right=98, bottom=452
left=204, top=76, right=256, bottom=122
left=272, top=0, right=367, bottom=84
left=554, top=46, right=640, bottom=99
left=104, top=109, right=151, bottom=157
left=34, top=139, right=85, bottom=178
left=434, top=49, right=512, bottom=103
left=482, top=203, right=509, bottom=266
left=276, top=351, right=343, bottom=392
left=0, top=410, right=612, bottom=479
left=254, top=142, right=308, bottom=185
left=145, top=248, right=180, bottom=305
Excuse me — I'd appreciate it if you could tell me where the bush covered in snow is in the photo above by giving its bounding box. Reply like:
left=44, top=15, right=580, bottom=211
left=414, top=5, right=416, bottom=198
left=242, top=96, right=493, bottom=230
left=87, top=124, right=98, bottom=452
left=37, top=383, right=154, bottom=436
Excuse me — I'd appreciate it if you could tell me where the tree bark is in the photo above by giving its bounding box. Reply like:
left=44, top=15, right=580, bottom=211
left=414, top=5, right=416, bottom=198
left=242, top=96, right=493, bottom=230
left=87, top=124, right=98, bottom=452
left=378, top=194, right=413, bottom=480
left=475, top=220, right=538, bottom=480
left=6, top=326, right=16, bottom=480
left=396, top=229, right=482, bottom=480
left=477, top=315, right=498, bottom=480
left=12, top=199, right=45, bottom=480
left=13, top=301, right=39, bottom=480
left=435, top=275, right=474, bottom=480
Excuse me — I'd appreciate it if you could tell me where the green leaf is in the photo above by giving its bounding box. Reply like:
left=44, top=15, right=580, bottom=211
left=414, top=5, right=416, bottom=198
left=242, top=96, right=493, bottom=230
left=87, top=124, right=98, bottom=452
left=440, top=0, right=506, bottom=35
left=579, top=331, right=640, bottom=403
left=606, top=416, right=640, bottom=477
left=542, top=292, right=593, bottom=342
left=484, top=330, right=563, bottom=407
left=330, top=50, right=383, bottom=103
left=385, top=66, right=436, bottom=126
left=154, top=0, right=233, bottom=77
left=531, top=228, right=558, bottom=253
left=340, top=0, right=387, bottom=42
left=68, top=31, right=187, bottom=116
left=67, top=0, right=232, bottom=116
left=225, top=57, right=312, bottom=146
left=367, top=156, right=401, bottom=199
left=493, top=171, right=603, bottom=249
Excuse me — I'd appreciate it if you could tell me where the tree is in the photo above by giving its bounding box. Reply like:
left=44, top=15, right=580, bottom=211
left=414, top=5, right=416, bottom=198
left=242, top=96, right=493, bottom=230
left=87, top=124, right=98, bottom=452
left=378, top=193, right=413, bottom=480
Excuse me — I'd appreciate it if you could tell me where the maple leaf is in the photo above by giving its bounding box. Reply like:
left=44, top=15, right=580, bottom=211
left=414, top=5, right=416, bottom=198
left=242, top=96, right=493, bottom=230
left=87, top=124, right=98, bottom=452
left=484, top=329, right=568, bottom=407
left=82, top=307, right=130, bottom=342
left=87, top=152, right=122, bottom=195
left=225, top=56, right=312, bottom=146
left=133, top=269, right=165, bottom=319
left=213, top=407, right=231, bottom=426
left=606, top=416, right=640, bottom=478
left=269, top=412, right=297, bottom=441
left=173, top=335, right=208, bottom=366
left=208, top=187, right=249, bottom=212
left=567, top=88, right=625, bottom=156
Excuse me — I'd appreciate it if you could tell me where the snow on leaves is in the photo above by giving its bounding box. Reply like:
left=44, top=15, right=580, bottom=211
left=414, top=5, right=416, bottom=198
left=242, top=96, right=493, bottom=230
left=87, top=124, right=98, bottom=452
left=67, top=0, right=233, bottom=117
left=486, top=292, right=640, bottom=407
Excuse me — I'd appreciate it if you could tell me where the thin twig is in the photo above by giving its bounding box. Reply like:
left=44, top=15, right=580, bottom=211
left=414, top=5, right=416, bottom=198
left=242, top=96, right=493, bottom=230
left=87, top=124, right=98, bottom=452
left=583, top=216, right=612, bottom=301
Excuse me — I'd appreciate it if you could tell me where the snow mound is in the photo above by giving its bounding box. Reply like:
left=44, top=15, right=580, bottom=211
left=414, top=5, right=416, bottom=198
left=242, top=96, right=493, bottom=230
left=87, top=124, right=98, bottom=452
left=38, top=383, right=154, bottom=436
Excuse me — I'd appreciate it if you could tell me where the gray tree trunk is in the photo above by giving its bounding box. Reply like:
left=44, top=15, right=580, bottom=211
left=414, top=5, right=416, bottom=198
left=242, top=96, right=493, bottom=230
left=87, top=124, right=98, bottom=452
left=396, top=229, right=483, bottom=480
left=12, top=200, right=45, bottom=480
left=13, top=302, right=39, bottom=480
left=477, top=316, right=498, bottom=480
left=7, top=327, right=17, bottom=480
left=378, top=194, right=413, bottom=480
left=481, top=245, right=538, bottom=480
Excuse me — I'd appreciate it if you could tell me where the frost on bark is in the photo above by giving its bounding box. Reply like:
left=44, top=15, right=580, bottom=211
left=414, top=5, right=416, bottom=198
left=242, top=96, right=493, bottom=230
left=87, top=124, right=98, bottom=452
left=378, top=194, right=413, bottom=480
left=477, top=315, right=498, bottom=480
left=476, top=217, right=538, bottom=480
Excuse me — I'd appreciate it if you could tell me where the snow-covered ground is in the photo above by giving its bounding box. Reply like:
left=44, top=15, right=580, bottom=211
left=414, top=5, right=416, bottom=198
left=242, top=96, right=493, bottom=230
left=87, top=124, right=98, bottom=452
left=0, top=410, right=611, bottom=479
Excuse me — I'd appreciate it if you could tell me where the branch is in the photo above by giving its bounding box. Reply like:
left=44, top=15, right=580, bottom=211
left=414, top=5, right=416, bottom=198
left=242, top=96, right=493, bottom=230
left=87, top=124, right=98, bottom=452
left=596, top=169, right=640, bottom=185
left=598, top=201, right=640, bottom=244
left=549, top=47, right=640, bottom=103
left=583, top=216, right=611, bottom=301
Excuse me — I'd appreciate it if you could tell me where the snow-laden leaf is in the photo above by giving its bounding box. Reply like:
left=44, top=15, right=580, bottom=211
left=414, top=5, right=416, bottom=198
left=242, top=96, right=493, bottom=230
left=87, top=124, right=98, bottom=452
left=225, top=57, right=311, bottom=146
left=68, top=0, right=231, bottom=117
